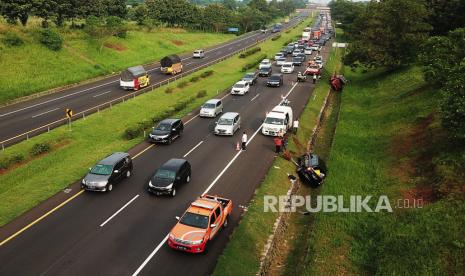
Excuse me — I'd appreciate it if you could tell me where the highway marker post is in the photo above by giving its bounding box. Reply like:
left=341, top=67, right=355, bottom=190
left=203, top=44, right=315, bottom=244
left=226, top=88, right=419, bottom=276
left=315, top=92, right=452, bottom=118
left=66, top=108, right=73, bottom=131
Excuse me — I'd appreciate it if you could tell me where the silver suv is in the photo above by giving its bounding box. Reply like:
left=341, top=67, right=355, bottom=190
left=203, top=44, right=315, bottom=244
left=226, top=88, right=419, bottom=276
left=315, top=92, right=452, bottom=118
left=214, top=112, right=241, bottom=136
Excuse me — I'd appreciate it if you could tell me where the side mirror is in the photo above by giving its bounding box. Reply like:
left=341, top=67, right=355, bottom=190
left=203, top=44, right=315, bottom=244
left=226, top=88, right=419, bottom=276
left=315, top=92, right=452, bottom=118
left=210, top=224, right=217, bottom=228
left=114, top=170, right=119, bottom=174
left=175, top=216, right=180, bottom=220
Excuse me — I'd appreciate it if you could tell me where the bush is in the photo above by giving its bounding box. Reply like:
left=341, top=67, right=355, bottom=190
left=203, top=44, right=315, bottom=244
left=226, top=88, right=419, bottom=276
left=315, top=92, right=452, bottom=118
left=190, top=76, right=200, bottom=83
left=39, top=29, right=63, bottom=51
left=271, top=34, right=281, bottom=41
left=283, top=38, right=293, bottom=46
left=0, top=153, right=24, bottom=170
left=285, top=30, right=291, bottom=33
left=177, top=80, right=189, bottom=88
left=200, top=70, right=214, bottom=78
left=3, top=32, right=24, bottom=47
left=241, top=54, right=267, bottom=72
left=239, top=47, right=261, bottom=58
left=30, top=143, right=51, bottom=156
left=123, top=125, right=141, bottom=140
left=196, top=90, right=207, bottom=98
left=165, top=87, right=174, bottom=94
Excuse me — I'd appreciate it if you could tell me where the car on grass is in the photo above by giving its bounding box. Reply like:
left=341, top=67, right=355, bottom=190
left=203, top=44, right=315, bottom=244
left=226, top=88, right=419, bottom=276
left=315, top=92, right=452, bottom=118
left=296, top=153, right=327, bottom=186
left=267, top=74, right=283, bottom=87
left=259, top=66, right=272, bottom=77
left=200, top=99, right=223, bottom=118
left=214, top=112, right=241, bottom=136
left=168, top=194, right=232, bottom=253
left=281, top=62, right=295, bottom=74
left=81, top=152, right=133, bottom=192
left=193, top=49, right=205, bottom=58
left=230, top=80, right=250, bottom=95
left=147, top=158, right=191, bottom=197
left=242, top=72, right=259, bottom=85
left=148, top=118, right=184, bottom=144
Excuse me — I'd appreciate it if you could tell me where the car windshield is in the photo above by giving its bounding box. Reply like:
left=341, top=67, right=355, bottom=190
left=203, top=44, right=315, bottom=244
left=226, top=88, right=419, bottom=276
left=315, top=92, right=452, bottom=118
left=234, top=83, right=245, bottom=88
left=260, top=68, right=269, bottom=72
left=244, top=73, right=254, bottom=78
left=283, top=64, right=292, bottom=68
left=156, top=123, right=171, bottom=131
left=270, top=75, right=281, bottom=80
left=155, top=169, right=176, bottom=180
left=90, top=164, right=113, bottom=175
left=218, top=118, right=233, bottom=125
left=180, top=212, right=209, bottom=229
left=265, top=117, right=284, bottom=125
left=202, top=103, right=216, bottom=109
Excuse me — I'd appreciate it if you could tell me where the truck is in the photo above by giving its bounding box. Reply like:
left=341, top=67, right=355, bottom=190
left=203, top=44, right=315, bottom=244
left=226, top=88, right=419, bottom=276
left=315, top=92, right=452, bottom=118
left=262, top=104, right=293, bottom=136
left=302, top=27, right=311, bottom=41
left=167, top=194, right=233, bottom=253
left=312, top=30, right=321, bottom=40
left=119, top=65, right=150, bottom=91
left=160, top=54, right=183, bottom=75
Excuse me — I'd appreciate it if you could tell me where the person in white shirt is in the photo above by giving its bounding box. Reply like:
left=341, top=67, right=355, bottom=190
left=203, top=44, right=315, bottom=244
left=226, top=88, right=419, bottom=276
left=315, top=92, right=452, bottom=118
left=293, top=120, right=299, bottom=134
left=241, top=132, right=248, bottom=150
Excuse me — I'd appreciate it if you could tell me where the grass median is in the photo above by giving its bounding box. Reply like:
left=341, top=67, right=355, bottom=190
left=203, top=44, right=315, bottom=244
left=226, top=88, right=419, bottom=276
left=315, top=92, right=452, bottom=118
left=0, top=17, right=314, bottom=227
left=212, top=38, right=341, bottom=276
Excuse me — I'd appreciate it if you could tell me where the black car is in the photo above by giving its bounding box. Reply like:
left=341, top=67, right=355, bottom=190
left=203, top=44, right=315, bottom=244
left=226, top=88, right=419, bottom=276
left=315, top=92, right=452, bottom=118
left=242, top=71, right=259, bottom=85
left=81, top=152, right=133, bottom=192
left=259, top=66, right=272, bottom=77
left=148, top=118, right=184, bottom=144
left=292, top=55, right=305, bottom=66
left=285, top=45, right=294, bottom=54
left=147, top=158, right=191, bottom=197
left=266, top=74, right=283, bottom=87
left=296, top=153, right=327, bottom=186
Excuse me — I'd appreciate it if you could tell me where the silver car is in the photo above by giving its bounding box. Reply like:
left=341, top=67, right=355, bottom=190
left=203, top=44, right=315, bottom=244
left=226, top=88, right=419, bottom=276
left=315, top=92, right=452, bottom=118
left=214, top=112, right=241, bottom=136
left=200, top=99, right=223, bottom=118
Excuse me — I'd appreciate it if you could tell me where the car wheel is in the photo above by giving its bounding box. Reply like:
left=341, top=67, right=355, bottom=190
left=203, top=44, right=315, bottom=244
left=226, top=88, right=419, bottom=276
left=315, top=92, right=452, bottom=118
left=171, top=188, right=176, bottom=197
left=126, top=170, right=131, bottom=178
left=106, top=183, right=113, bottom=192
left=223, top=217, right=229, bottom=228
left=167, top=137, right=172, bottom=145
left=187, top=175, right=190, bottom=183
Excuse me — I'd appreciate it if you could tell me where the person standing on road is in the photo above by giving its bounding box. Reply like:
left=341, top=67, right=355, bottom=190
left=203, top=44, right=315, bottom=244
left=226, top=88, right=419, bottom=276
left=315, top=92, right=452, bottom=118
left=313, top=74, right=317, bottom=84
left=241, top=131, right=247, bottom=150
left=293, top=119, right=299, bottom=134
left=274, top=136, right=283, bottom=154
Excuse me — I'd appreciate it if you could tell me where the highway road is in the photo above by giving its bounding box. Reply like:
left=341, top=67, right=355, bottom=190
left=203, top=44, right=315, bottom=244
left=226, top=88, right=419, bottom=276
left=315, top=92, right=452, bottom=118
left=0, top=36, right=333, bottom=275
left=0, top=15, right=305, bottom=148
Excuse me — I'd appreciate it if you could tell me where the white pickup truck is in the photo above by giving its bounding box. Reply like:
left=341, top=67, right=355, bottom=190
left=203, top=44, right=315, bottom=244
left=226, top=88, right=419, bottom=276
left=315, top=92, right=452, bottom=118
left=262, top=105, right=293, bottom=136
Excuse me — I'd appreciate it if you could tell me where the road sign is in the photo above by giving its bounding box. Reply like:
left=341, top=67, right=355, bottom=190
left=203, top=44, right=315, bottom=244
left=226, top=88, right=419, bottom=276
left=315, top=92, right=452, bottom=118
left=228, top=27, right=239, bottom=33
left=66, top=109, right=73, bottom=118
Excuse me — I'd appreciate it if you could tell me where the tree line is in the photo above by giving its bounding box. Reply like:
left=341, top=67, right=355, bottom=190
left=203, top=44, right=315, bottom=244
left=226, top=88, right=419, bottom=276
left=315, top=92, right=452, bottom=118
left=328, top=0, right=465, bottom=138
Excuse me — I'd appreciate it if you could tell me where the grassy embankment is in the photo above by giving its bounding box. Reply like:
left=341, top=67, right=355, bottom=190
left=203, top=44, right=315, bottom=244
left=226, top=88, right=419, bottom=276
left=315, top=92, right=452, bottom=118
left=0, top=17, right=313, bottom=227
left=295, top=66, right=465, bottom=275
left=213, top=38, right=341, bottom=276
left=0, top=19, right=233, bottom=104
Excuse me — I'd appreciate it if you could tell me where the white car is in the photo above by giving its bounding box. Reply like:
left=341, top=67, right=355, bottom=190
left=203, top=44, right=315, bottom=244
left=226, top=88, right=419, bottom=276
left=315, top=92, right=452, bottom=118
left=214, top=112, right=241, bottom=136
left=200, top=99, right=223, bottom=118
left=315, top=59, right=323, bottom=68
left=274, top=52, right=285, bottom=60
left=310, top=44, right=320, bottom=51
left=281, top=62, right=294, bottom=74
left=304, top=47, right=313, bottom=55
left=193, top=49, right=205, bottom=58
left=259, top=59, right=272, bottom=69
left=275, top=57, right=286, bottom=66
left=230, top=80, right=250, bottom=95
left=292, top=50, right=302, bottom=57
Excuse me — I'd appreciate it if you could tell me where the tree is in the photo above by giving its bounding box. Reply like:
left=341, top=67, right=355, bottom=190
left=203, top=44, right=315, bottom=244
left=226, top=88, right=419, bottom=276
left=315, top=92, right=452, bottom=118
left=85, top=16, right=127, bottom=51
left=203, top=4, right=231, bottom=32
left=222, top=0, right=236, bottom=10
left=131, top=4, right=148, bottom=25
left=103, top=0, right=127, bottom=19
left=425, top=0, right=465, bottom=35
left=0, top=0, right=33, bottom=25
left=32, top=0, right=57, bottom=27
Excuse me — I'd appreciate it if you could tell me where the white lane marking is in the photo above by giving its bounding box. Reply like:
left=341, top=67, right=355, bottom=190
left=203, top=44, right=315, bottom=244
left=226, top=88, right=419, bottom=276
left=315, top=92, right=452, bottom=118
left=184, top=114, right=199, bottom=125
left=99, top=194, right=139, bottom=227
left=31, top=108, right=59, bottom=118
left=250, top=93, right=260, bottom=102
left=185, top=62, right=194, bottom=66
left=132, top=82, right=299, bottom=276
left=92, top=90, right=112, bottom=98
left=147, top=67, right=160, bottom=72
left=183, top=140, right=204, bottom=158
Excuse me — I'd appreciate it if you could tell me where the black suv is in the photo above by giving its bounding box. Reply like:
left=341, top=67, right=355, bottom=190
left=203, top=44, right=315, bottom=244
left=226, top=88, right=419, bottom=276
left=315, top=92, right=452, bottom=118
left=148, top=158, right=191, bottom=197
left=266, top=74, right=284, bottom=87
left=292, top=55, right=305, bottom=66
left=148, top=118, right=184, bottom=144
left=81, top=152, right=133, bottom=192
left=296, top=153, right=327, bottom=187
left=259, top=66, right=272, bottom=77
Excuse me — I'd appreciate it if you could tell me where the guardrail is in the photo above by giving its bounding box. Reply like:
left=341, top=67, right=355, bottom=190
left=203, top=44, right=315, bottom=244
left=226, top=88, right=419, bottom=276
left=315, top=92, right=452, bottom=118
left=0, top=18, right=304, bottom=151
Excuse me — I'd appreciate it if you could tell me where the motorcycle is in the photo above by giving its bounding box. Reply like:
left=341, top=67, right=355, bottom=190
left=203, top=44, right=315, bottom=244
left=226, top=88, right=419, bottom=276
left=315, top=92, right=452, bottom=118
left=296, top=72, right=307, bottom=82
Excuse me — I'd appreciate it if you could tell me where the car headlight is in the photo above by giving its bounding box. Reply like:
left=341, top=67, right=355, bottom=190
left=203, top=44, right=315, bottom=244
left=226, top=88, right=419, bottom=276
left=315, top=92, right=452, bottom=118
left=99, top=181, right=108, bottom=187
left=191, top=239, right=204, bottom=245
left=149, top=180, right=153, bottom=187
left=166, top=183, right=173, bottom=189
left=81, top=179, right=86, bottom=185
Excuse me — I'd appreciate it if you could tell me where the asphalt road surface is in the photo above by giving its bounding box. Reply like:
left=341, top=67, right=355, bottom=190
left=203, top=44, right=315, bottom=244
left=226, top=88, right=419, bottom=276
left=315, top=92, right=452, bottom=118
left=0, top=15, right=305, bottom=148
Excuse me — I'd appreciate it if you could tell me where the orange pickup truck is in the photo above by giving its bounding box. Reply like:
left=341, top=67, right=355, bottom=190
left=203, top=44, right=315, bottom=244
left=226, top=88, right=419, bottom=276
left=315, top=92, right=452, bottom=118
left=168, top=194, right=232, bottom=253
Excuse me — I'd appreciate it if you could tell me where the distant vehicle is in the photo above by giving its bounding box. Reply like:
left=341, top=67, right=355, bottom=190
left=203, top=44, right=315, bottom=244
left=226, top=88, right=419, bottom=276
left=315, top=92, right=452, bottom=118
left=119, top=65, right=150, bottom=91
left=267, top=74, right=283, bottom=87
left=161, top=55, right=183, bottom=75
left=260, top=27, right=268, bottom=33
left=315, top=59, right=323, bottom=68
left=304, top=47, right=313, bottom=55
left=310, top=44, right=320, bottom=51
left=281, top=62, right=295, bottom=74
left=292, top=56, right=305, bottom=66
left=81, top=152, right=133, bottom=192
left=296, top=153, right=327, bottom=186
left=147, top=158, right=191, bottom=197
left=262, top=105, right=293, bottom=136
left=193, top=49, right=205, bottom=58
left=275, top=52, right=285, bottom=60
left=148, top=118, right=184, bottom=144
left=304, top=64, right=321, bottom=76
left=284, top=17, right=290, bottom=23
left=200, top=99, right=223, bottom=118
left=259, top=59, right=272, bottom=69
left=259, top=66, right=272, bottom=77
left=314, top=55, right=323, bottom=61
left=302, top=27, right=311, bottom=41
left=214, top=112, right=241, bottom=136
left=292, top=49, right=303, bottom=57
left=231, top=80, right=250, bottom=95
left=168, top=194, right=232, bottom=253
left=242, top=71, right=259, bottom=85
left=275, top=57, right=286, bottom=66
left=285, top=45, right=294, bottom=54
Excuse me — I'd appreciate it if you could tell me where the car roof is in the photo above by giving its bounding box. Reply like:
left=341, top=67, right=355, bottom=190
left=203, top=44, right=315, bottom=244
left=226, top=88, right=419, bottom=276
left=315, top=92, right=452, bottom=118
left=283, top=62, right=293, bottom=65
left=187, top=198, right=220, bottom=216
left=261, top=59, right=270, bottom=63
left=235, top=80, right=248, bottom=85
left=159, top=118, right=180, bottom=125
left=194, top=49, right=204, bottom=52
left=205, top=99, right=221, bottom=104
left=220, top=112, right=239, bottom=119
left=99, top=152, right=129, bottom=166
left=160, top=158, right=188, bottom=170
left=270, top=73, right=282, bottom=77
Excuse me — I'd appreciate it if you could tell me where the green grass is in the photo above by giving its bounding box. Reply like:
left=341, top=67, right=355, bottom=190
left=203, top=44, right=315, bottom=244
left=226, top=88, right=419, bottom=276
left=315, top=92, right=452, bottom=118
left=0, top=23, right=233, bottom=104
left=301, top=66, right=465, bottom=275
left=212, top=32, right=341, bottom=276
left=0, top=17, right=314, bottom=227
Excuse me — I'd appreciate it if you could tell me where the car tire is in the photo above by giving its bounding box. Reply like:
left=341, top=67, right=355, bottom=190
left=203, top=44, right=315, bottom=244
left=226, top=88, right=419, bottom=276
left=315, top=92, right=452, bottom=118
left=106, top=183, right=113, bottom=192
left=126, top=170, right=131, bottom=178
left=223, top=216, right=229, bottom=228
left=171, top=188, right=176, bottom=197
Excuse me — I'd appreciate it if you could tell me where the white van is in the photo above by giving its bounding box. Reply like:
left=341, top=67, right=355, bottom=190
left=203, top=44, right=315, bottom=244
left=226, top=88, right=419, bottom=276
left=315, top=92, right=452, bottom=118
left=262, top=105, right=293, bottom=136
left=200, top=99, right=223, bottom=118
left=193, top=49, right=205, bottom=58
left=214, top=112, right=241, bottom=136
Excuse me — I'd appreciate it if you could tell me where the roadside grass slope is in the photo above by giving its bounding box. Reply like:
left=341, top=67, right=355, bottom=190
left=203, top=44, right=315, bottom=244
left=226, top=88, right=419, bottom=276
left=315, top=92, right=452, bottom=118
left=0, top=20, right=232, bottom=104
left=0, top=17, right=313, bottom=227
left=303, top=66, right=465, bottom=275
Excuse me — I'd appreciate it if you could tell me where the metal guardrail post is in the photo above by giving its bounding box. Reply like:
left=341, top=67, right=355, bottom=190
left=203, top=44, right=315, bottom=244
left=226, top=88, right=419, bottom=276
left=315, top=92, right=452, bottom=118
left=2, top=143, right=4, bottom=151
